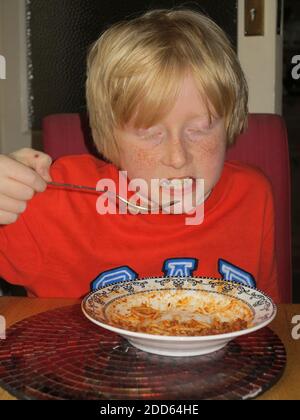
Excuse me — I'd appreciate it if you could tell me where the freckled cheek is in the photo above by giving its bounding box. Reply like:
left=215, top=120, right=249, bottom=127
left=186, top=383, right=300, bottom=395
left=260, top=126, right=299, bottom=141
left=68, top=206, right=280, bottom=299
left=120, top=146, right=159, bottom=179
left=194, top=134, right=226, bottom=159
left=192, top=135, right=226, bottom=181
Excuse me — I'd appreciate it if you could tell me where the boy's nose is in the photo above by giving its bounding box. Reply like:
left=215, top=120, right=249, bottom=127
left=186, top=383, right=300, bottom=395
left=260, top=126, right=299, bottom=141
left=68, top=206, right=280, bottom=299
left=161, top=137, right=189, bottom=169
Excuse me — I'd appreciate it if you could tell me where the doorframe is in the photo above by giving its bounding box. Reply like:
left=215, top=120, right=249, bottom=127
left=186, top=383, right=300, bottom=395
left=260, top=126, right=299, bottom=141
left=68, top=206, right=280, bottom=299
left=237, top=0, right=284, bottom=114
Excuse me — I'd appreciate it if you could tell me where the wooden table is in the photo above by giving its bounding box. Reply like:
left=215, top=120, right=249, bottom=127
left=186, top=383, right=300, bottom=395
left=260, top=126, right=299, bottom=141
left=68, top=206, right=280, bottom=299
left=0, top=298, right=299, bottom=400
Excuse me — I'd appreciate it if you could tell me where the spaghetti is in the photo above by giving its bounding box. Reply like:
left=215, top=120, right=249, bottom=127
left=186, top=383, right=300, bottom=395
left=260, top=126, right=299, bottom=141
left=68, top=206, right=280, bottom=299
left=106, top=290, right=254, bottom=336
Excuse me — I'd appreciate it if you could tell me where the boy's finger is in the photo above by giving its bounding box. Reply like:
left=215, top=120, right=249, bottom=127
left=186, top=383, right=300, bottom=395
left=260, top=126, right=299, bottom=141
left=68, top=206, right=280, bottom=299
left=0, top=209, right=19, bottom=225
left=31, top=153, right=53, bottom=183
left=9, top=148, right=53, bottom=183
left=35, top=165, right=53, bottom=183
left=0, top=194, right=27, bottom=214
left=0, top=177, right=42, bottom=201
left=1, top=156, right=47, bottom=192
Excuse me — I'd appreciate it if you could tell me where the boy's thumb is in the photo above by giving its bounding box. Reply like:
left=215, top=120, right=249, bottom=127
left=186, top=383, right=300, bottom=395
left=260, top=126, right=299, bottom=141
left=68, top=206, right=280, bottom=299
left=35, top=157, right=53, bottom=183
left=35, top=164, right=53, bottom=183
left=10, top=148, right=53, bottom=182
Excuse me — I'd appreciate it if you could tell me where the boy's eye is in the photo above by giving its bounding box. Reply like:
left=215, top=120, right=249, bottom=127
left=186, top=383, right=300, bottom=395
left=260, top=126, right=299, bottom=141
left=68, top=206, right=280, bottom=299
left=143, top=132, right=163, bottom=140
left=189, top=129, right=203, bottom=134
left=186, top=122, right=215, bottom=137
left=186, top=128, right=208, bottom=137
left=136, top=129, right=164, bottom=140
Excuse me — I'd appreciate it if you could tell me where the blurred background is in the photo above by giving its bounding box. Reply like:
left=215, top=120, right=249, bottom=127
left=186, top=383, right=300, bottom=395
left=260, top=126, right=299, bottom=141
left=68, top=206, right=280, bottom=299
left=283, top=0, right=300, bottom=302
left=0, top=0, right=299, bottom=301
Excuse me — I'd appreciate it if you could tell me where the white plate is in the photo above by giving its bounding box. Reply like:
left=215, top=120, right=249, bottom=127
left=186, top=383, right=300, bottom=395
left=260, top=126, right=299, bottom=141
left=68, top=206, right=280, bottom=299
left=81, top=277, right=277, bottom=357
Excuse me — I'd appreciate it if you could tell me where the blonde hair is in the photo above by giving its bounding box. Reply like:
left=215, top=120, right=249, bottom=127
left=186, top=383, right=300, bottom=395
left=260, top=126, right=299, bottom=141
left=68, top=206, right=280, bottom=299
left=86, top=8, right=248, bottom=165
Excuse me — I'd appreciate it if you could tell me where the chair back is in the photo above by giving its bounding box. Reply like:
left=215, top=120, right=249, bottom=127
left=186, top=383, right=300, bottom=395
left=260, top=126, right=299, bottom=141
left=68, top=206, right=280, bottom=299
left=43, top=113, right=292, bottom=302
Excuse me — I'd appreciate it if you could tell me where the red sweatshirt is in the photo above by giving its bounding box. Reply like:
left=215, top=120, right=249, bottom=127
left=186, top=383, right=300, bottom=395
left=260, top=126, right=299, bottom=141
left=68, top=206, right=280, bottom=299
left=0, top=154, right=280, bottom=301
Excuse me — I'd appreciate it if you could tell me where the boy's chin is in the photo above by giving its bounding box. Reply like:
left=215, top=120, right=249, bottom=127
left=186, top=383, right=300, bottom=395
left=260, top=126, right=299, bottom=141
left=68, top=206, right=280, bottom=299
left=161, top=188, right=212, bottom=215
left=160, top=202, right=200, bottom=215
left=151, top=194, right=206, bottom=215
left=160, top=206, right=194, bottom=215
left=130, top=188, right=210, bottom=215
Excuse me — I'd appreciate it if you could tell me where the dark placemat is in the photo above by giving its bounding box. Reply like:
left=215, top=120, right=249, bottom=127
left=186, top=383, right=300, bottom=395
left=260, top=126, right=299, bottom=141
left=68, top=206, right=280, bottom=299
left=0, top=305, right=286, bottom=400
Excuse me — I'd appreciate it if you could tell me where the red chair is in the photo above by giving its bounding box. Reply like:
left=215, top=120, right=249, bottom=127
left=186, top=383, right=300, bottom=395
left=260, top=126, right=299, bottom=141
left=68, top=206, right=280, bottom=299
left=43, top=113, right=292, bottom=302
left=226, top=114, right=292, bottom=303
left=42, top=113, right=99, bottom=160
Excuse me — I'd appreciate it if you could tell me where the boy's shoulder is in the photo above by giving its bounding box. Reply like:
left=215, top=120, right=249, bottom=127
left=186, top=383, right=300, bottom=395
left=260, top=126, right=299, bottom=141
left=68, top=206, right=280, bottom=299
left=50, top=154, right=111, bottom=183
left=224, top=160, right=273, bottom=196
left=52, top=154, right=107, bottom=170
left=224, top=160, right=272, bottom=186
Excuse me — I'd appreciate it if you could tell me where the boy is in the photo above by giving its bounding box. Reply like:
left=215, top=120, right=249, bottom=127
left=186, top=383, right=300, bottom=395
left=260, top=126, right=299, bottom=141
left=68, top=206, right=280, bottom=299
left=0, top=9, right=280, bottom=301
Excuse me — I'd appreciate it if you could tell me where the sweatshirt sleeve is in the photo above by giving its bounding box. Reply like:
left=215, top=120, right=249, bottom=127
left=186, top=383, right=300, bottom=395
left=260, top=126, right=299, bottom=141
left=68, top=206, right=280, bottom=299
left=0, top=159, right=63, bottom=292
left=0, top=201, right=44, bottom=291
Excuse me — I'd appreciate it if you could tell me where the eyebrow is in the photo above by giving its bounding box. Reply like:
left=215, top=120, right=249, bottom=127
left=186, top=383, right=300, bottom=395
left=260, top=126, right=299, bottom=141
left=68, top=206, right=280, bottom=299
left=187, top=113, right=211, bottom=119
left=132, top=114, right=219, bottom=132
left=187, top=113, right=217, bottom=122
left=151, top=114, right=213, bottom=126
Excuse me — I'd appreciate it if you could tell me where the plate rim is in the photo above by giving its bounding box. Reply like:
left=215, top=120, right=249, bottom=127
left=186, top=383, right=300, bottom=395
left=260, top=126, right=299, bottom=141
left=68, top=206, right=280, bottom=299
left=81, top=276, right=277, bottom=342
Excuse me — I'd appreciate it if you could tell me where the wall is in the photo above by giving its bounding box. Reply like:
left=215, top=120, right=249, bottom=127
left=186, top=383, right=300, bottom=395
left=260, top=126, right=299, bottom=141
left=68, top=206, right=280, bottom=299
left=0, top=0, right=284, bottom=153
left=28, top=0, right=237, bottom=130
left=238, top=0, right=284, bottom=114
left=0, top=0, right=31, bottom=154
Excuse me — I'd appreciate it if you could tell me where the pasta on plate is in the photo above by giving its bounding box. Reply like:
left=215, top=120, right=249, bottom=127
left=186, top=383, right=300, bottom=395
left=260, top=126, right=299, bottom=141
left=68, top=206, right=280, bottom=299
left=105, top=289, right=254, bottom=336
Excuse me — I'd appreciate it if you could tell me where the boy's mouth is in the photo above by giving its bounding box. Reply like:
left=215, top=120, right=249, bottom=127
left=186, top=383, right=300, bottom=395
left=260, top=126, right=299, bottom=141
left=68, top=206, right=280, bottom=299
left=159, top=177, right=195, bottom=191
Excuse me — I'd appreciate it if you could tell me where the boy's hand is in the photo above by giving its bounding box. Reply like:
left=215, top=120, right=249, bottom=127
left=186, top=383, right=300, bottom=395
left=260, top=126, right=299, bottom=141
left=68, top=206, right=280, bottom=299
left=0, top=148, right=52, bottom=225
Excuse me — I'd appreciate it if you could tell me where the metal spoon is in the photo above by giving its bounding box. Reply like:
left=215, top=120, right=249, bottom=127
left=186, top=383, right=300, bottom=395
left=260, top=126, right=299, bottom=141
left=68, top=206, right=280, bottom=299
left=47, top=181, right=179, bottom=212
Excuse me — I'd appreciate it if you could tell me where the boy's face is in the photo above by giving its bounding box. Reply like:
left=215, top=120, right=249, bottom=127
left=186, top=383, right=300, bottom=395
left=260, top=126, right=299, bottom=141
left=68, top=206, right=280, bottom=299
left=114, top=73, right=227, bottom=212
